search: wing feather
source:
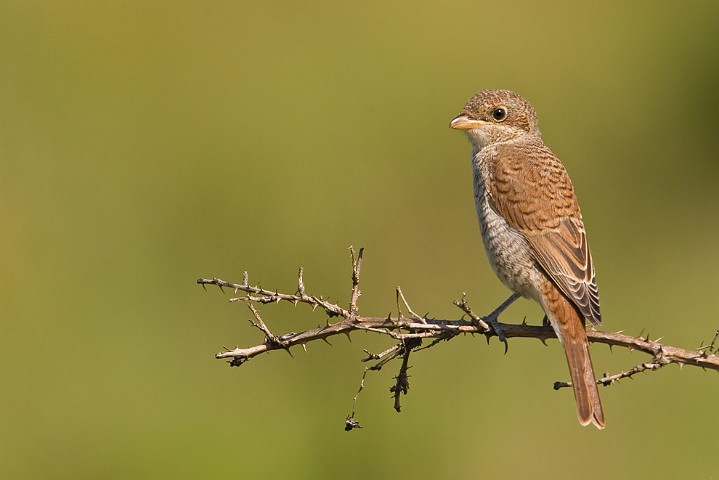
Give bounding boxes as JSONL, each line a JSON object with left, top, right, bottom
{"left": 487, "top": 142, "right": 601, "bottom": 325}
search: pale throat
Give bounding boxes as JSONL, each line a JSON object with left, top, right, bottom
{"left": 465, "top": 125, "right": 527, "bottom": 151}
{"left": 465, "top": 129, "right": 494, "bottom": 151}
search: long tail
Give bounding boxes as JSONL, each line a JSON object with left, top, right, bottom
{"left": 542, "top": 282, "right": 605, "bottom": 429}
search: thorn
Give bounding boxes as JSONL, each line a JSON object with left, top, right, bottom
{"left": 219, "top": 285, "right": 225, "bottom": 293}
{"left": 302, "top": 343, "right": 307, "bottom": 352}
{"left": 201, "top": 283, "right": 207, "bottom": 292}
{"left": 284, "top": 347, "right": 294, "bottom": 358}
{"left": 322, "top": 337, "right": 333, "bottom": 346}
{"left": 344, "top": 332, "right": 352, "bottom": 342}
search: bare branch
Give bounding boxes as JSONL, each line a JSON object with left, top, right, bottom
{"left": 396, "top": 286, "right": 427, "bottom": 324}
{"left": 453, "top": 293, "right": 492, "bottom": 336}
{"left": 349, "top": 247, "right": 363, "bottom": 315}
{"left": 246, "top": 303, "right": 279, "bottom": 346}
{"left": 362, "top": 344, "right": 402, "bottom": 363}
{"left": 391, "top": 338, "right": 420, "bottom": 412}
{"left": 200, "top": 273, "right": 719, "bottom": 373}
{"left": 198, "top": 249, "right": 719, "bottom": 426}
{"left": 555, "top": 349, "right": 671, "bottom": 390}
{"left": 200, "top": 275, "right": 719, "bottom": 372}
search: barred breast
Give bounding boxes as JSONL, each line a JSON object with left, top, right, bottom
{"left": 472, "top": 149, "right": 545, "bottom": 303}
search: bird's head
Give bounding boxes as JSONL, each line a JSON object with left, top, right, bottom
{"left": 450, "top": 89, "right": 540, "bottom": 149}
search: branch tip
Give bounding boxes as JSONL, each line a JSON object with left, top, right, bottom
{"left": 345, "top": 416, "right": 362, "bottom": 431}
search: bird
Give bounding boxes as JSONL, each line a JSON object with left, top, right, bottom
{"left": 450, "top": 89, "right": 604, "bottom": 429}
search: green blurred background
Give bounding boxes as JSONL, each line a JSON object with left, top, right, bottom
{"left": 2, "top": 1, "right": 718, "bottom": 478}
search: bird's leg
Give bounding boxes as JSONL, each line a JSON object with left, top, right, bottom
{"left": 482, "top": 292, "right": 521, "bottom": 343}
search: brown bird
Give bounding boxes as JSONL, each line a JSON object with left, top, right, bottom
{"left": 450, "top": 89, "right": 604, "bottom": 429}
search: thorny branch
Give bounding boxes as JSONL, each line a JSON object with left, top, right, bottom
{"left": 198, "top": 247, "right": 719, "bottom": 429}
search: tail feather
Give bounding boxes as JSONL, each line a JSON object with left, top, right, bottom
{"left": 542, "top": 281, "right": 605, "bottom": 429}
{"left": 564, "top": 332, "right": 605, "bottom": 429}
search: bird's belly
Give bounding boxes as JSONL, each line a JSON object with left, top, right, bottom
{"left": 476, "top": 192, "right": 543, "bottom": 302}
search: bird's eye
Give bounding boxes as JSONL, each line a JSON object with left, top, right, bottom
{"left": 491, "top": 107, "right": 507, "bottom": 121}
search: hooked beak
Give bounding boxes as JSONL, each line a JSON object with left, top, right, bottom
{"left": 449, "top": 114, "right": 486, "bottom": 130}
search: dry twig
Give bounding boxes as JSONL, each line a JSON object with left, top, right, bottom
{"left": 199, "top": 248, "right": 719, "bottom": 427}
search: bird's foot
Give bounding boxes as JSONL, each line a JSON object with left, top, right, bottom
{"left": 480, "top": 292, "right": 521, "bottom": 346}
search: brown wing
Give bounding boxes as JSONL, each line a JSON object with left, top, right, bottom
{"left": 487, "top": 141, "right": 601, "bottom": 325}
